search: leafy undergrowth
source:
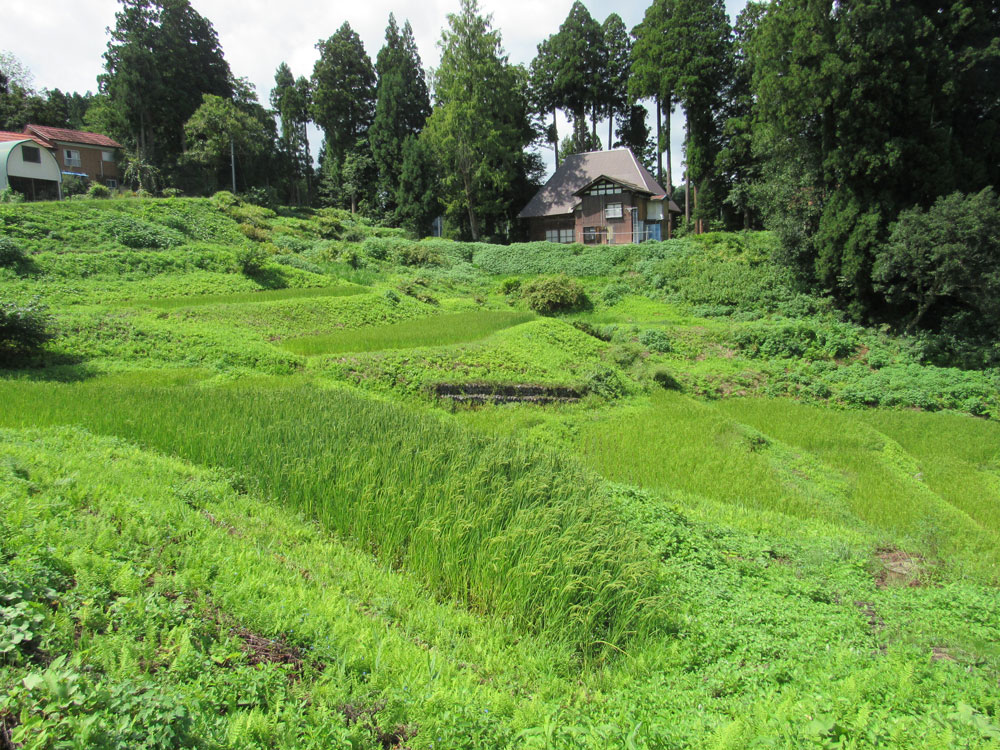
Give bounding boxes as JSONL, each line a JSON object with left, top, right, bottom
{"left": 2, "top": 427, "right": 999, "bottom": 749}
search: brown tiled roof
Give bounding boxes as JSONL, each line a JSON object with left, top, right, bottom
{"left": 0, "top": 130, "right": 54, "bottom": 148}
{"left": 518, "top": 149, "right": 670, "bottom": 218}
{"left": 25, "top": 124, "right": 122, "bottom": 148}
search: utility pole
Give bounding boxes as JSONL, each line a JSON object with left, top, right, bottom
{"left": 230, "top": 137, "right": 236, "bottom": 193}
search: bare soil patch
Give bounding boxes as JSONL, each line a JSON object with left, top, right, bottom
{"left": 434, "top": 382, "right": 582, "bottom": 405}
{"left": 340, "top": 702, "right": 416, "bottom": 749}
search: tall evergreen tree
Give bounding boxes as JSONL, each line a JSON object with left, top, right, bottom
{"left": 423, "top": 0, "right": 534, "bottom": 240}
{"left": 370, "top": 15, "right": 431, "bottom": 220}
{"left": 601, "top": 13, "right": 631, "bottom": 149}
{"left": 271, "top": 62, "right": 312, "bottom": 204}
{"left": 630, "top": 0, "right": 675, "bottom": 188}
{"left": 100, "top": 0, "right": 232, "bottom": 171}
{"left": 550, "top": 2, "right": 605, "bottom": 143}
{"left": 396, "top": 134, "right": 440, "bottom": 236}
{"left": 311, "top": 22, "right": 376, "bottom": 165}
{"left": 528, "top": 37, "right": 561, "bottom": 166}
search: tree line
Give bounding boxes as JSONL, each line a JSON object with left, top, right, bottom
{"left": 1, "top": 0, "right": 998, "bottom": 347}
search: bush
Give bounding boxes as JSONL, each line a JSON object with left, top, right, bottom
{"left": 102, "top": 215, "right": 183, "bottom": 250}
{"left": 397, "top": 279, "right": 438, "bottom": 305}
{"left": 521, "top": 274, "right": 589, "bottom": 315}
{"left": 601, "top": 281, "right": 631, "bottom": 307}
{"left": 639, "top": 329, "right": 673, "bottom": 353}
{"left": 0, "top": 298, "right": 54, "bottom": 360}
{"left": 0, "top": 237, "right": 27, "bottom": 268}
{"left": 162, "top": 187, "right": 183, "bottom": 198}
{"left": 498, "top": 278, "right": 521, "bottom": 296}
{"left": 583, "top": 365, "right": 627, "bottom": 398}
{"left": 0, "top": 188, "right": 24, "bottom": 204}
{"left": 234, "top": 245, "right": 268, "bottom": 274}
{"left": 87, "top": 183, "right": 111, "bottom": 199}
{"left": 61, "top": 175, "right": 88, "bottom": 197}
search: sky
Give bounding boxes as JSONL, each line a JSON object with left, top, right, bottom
{"left": 1, "top": 0, "right": 748, "bottom": 183}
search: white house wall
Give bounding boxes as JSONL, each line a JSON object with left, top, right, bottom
{"left": 6, "top": 143, "right": 62, "bottom": 182}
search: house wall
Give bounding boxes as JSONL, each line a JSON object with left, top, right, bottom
{"left": 4, "top": 142, "right": 61, "bottom": 184}
{"left": 53, "top": 141, "right": 120, "bottom": 185}
{"left": 526, "top": 214, "right": 576, "bottom": 242}
{"left": 576, "top": 191, "right": 642, "bottom": 245}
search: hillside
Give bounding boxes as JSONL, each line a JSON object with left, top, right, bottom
{"left": 1, "top": 196, "right": 999, "bottom": 749}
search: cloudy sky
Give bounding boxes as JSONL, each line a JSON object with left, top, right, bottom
{"left": 2, "top": 0, "right": 747, "bottom": 181}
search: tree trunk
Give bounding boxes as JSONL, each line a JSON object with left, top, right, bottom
{"left": 591, "top": 106, "right": 597, "bottom": 143}
{"left": 655, "top": 96, "right": 663, "bottom": 186}
{"left": 464, "top": 172, "right": 479, "bottom": 241}
{"left": 664, "top": 97, "right": 672, "bottom": 195}
{"left": 608, "top": 110, "right": 613, "bottom": 150}
{"left": 684, "top": 116, "right": 691, "bottom": 231}
{"left": 552, "top": 107, "right": 559, "bottom": 168}
{"left": 302, "top": 123, "right": 311, "bottom": 204}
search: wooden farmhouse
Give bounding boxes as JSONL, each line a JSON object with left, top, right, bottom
{"left": 518, "top": 148, "right": 681, "bottom": 244}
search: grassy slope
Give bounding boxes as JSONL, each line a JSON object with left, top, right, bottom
{"left": 2, "top": 197, "right": 999, "bottom": 748}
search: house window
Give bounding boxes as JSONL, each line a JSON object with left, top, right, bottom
{"left": 587, "top": 182, "right": 619, "bottom": 196}
{"left": 106, "top": 179, "right": 118, "bottom": 189}
{"left": 64, "top": 149, "right": 81, "bottom": 167}
{"left": 545, "top": 228, "right": 574, "bottom": 244}
{"left": 102, "top": 150, "right": 114, "bottom": 162}
{"left": 605, "top": 202, "right": 623, "bottom": 219}
{"left": 583, "top": 226, "right": 602, "bottom": 244}
{"left": 22, "top": 146, "right": 41, "bottom": 163}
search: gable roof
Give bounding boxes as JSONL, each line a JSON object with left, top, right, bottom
{"left": 0, "top": 131, "right": 54, "bottom": 148}
{"left": 572, "top": 174, "right": 654, "bottom": 197}
{"left": 518, "top": 148, "right": 669, "bottom": 219}
{"left": 24, "top": 124, "right": 122, "bottom": 149}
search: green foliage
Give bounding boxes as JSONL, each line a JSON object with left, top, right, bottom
{"left": 521, "top": 274, "right": 589, "bottom": 314}
{"left": 0, "top": 188, "right": 24, "bottom": 204}
{"left": 311, "top": 22, "right": 376, "bottom": 162}
{"left": 422, "top": 0, "right": 534, "bottom": 240}
{"left": 0, "top": 298, "right": 53, "bottom": 360}
{"left": 873, "top": 188, "right": 1000, "bottom": 340}
{"left": 734, "top": 319, "right": 859, "bottom": 360}
{"left": 102, "top": 214, "right": 184, "bottom": 249}
{"left": 638, "top": 328, "right": 672, "bottom": 353}
{"left": 87, "top": 183, "right": 112, "bottom": 199}
{"left": 0, "top": 236, "right": 26, "bottom": 267}
{"left": 370, "top": 15, "right": 431, "bottom": 219}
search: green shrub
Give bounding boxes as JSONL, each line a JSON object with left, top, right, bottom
{"left": 0, "top": 188, "right": 24, "bottom": 204}
{"left": 397, "top": 279, "right": 438, "bottom": 305}
{"left": 584, "top": 365, "right": 627, "bottom": 398}
{"left": 498, "top": 278, "right": 521, "bottom": 295}
{"left": 601, "top": 281, "right": 631, "bottom": 307}
{"left": 639, "top": 329, "right": 673, "bottom": 353}
{"left": 61, "top": 175, "right": 88, "bottom": 197}
{"left": 0, "top": 237, "right": 26, "bottom": 268}
{"left": 0, "top": 298, "right": 54, "bottom": 360}
{"left": 521, "top": 275, "right": 589, "bottom": 315}
{"left": 234, "top": 245, "right": 268, "bottom": 275}
{"left": 734, "top": 320, "right": 859, "bottom": 360}
{"left": 102, "top": 215, "right": 183, "bottom": 250}
{"left": 239, "top": 223, "right": 272, "bottom": 242}
{"left": 161, "top": 187, "right": 183, "bottom": 198}
{"left": 87, "top": 183, "right": 111, "bottom": 199}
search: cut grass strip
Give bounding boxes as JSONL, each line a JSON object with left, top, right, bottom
{"left": 282, "top": 310, "right": 536, "bottom": 356}
{"left": 142, "top": 284, "right": 369, "bottom": 309}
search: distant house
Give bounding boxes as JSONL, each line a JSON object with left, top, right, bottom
{"left": 518, "top": 148, "right": 681, "bottom": 244}
{"left": 23, "top": 124, "right": 123, "bottom": 189}
{"left": 0, "top": 132, "right": 63, "bottom": 200}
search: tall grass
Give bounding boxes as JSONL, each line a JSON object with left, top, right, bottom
{"left": 282, "top": 310, "right": 535, "bottom": 356}
{"left": 142, "top": 284, "right": 368, "bottom": 310}
{"left": 0, "top": 379, "right": 664, "bottom": 653}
